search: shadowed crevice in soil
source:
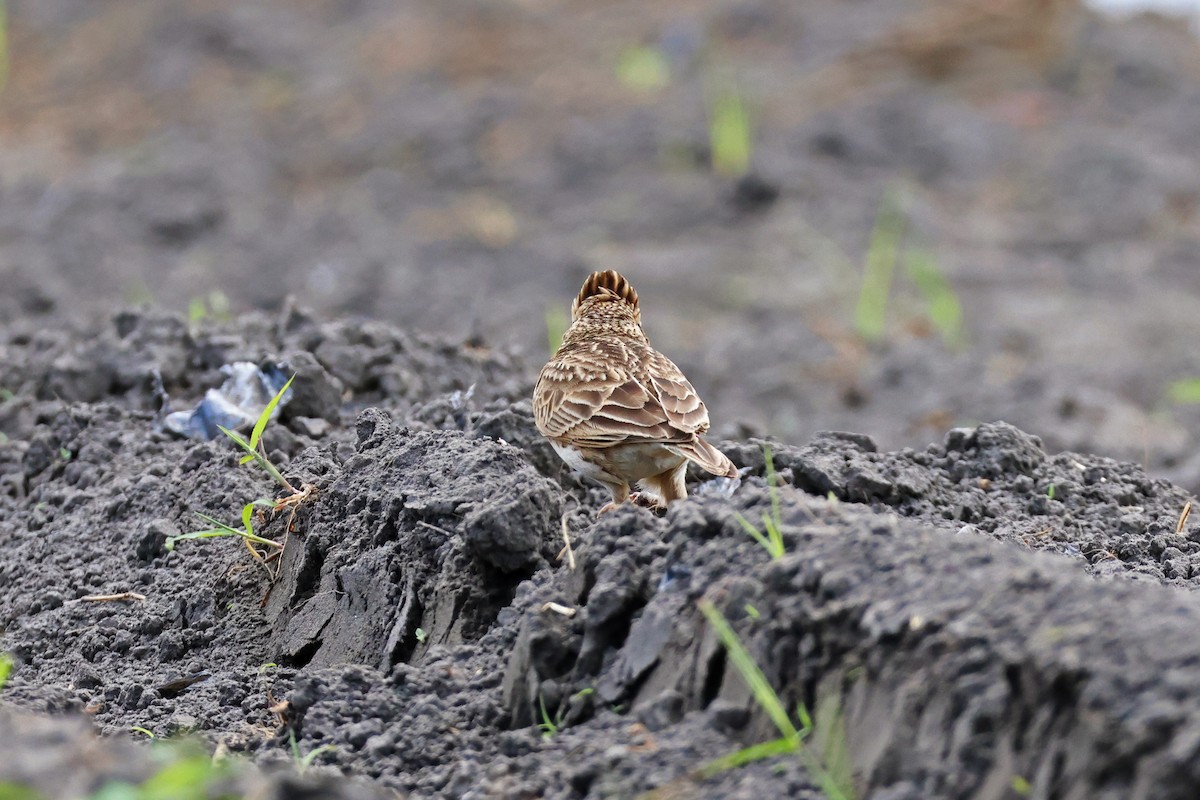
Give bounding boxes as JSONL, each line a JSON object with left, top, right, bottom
{"left": 265, "top": 408, "right": 563, "bottom": 671}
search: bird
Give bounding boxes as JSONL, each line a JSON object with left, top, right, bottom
{"left": 533, "top": 270, "right": 738, "bottom": 513}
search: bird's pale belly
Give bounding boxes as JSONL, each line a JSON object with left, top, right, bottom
{"left": 551, "top": 440, "right": 687, "bottom": 484}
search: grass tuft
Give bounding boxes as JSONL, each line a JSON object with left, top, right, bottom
{"left": 538, "top": 688, "right": 594, "bottom": 740}
{"left": 854, "top": 190, "right": 965, "bottom": 348}
{"left": 698, "top": 600, "right": 856, "bottom": 800}
{"left": 538, "top": 695, "right": 559, "bottom": 740}
{"left": 168, "top": 375, "right": 317, "bottom": 580}
{"left": 734, "top": 446, "right": 785, "bottom": 559}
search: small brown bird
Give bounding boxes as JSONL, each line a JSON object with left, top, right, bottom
{"left": 534, "top": 270, "right": 737, "bottom": 513}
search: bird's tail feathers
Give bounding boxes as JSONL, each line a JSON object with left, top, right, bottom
{"left": 681, "top": 437, "right": 738, "bottom": 478}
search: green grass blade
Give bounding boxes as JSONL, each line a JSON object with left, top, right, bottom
{"left": 696, "top": 735, "right": 798, "bottom": 779}
{"left": 734, "top": 511, "right": 775, "bottom": 556}
{"left": 796, "top": 703, "right": 814, "bottom": 733}
{"left": 701, "top": 601, "right": 856, "bottom": 800}
{"left": 242, "top": 502, "right": 256, "bottom": 538}
{"left": 0, "top": 652, "right": 12, "bottom": 691}
{"left": 699, "top": 599, "right": 797, "bottom": 741}
{"left": 905, "top": 248, "right": 964, "bottom": 348}
{"left": 763, "top": 446, "right": 781, "bottom": 529}
{"left": 855, "top": 193, "right": 905, "bottom": 342}
{"left": 812, "top": 693, "right": 855, "bottom": 799}
{"left": 0, "top": 0, "right": 8, "bottom": 94}
{"left": 194, "top": 513, "right": 241, "bottom": 535}
{"left": 165, "top": 528, "right": 234, "bottom": 551}
{"left": 708, "top": 84, "right": 752, "bottom": 178}
{"left": 761, "top": 514, "right": 784, "bottom": 560}
{"left": 538, "top": 695, "right": 558, "bottom": 739}
{"left": 220, "top": 425, "right": 290, "bottom": 489}
{"left": 616, "top": 45, "right": 670, "bottom": 92}
{"left": 178, "top": 512, "right": 280, "bottom": 550}
{"left": 1166, "top": 377, "right": 1200, "bottom": 406}
{"left": 219, "top": 426, "right": 255, "bottom": 455}
{"left": 250, "top": 374, "right": 295, "bottom": 450}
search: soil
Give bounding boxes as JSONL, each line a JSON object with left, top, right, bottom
{"left": 3, "top": 307, "right": 1200, "bottom": 799}
{"left": 6, "top": 1, "right": 1200, "bottom": 798}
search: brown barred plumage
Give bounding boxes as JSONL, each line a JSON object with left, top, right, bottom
{"left": 535, "top": 271, "right": 736, "bottom": 513}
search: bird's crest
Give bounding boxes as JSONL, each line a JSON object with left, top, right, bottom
{"left": 572, "top": 270, "right": 640, "bottom": 321}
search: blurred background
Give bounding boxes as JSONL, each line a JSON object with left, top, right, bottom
{"left": 3, "top": 0, "right": 1200, "bottom": 485}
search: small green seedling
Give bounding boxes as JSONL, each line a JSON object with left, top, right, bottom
{"left": 852, "top": 189, "right": 966, "bottom": 348}
{"left": 905, "top": 248, "right": 964, "bottom": 348}
{"left": 0, "top": 652, "right": 13, "bottom": 691}
{"left": 538, "top": 688, "right": 595, "bottom": 740}
{"left": 415, "top": 628, "right": 427, "bottom": 644}
{"left": 697, "top": 600, "right": 855, "bottom": 800}
{"left": 170, "top": 374, "right": 317, "bottom": 580}
{"left": 734, "top": 446, "right": 786, "bottom": 560}
{"left": 855, "top": 192, "right": 904, "bottom": 343}
{"left": 219, "top": 375, "right": 297, "bottom": 492}
{"left": 166, "top": 501, "right": 283, "bottom": 561}
{"left": 1046, "top": 485, "right": 1056, "bottom": 500}
{"left": 538, "top": 695, "right": 559, "bottom": 740}
{"left": 289, "top": 730, "right": 335, "bottom": 776}
{"left": 187, "top": 291, "right": 231, "bottom": 326}
{"left": 1166, "top": 378, "right": 1200, "bottom": 406}
{"left": 617, "top": 45, "right": 670, "bottom": 92}
{"left": 707, "top": 80, "right": 752, "bottom": 178}
{"left": 130, "top": 727, "right": 155, "bottom": 739}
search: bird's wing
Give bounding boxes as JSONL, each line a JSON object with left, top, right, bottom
{"left": 645, "top": 350, "right": 711, "bottom": 436}
{"left": 534, "top": 342, "right": 692, "bottom": 449}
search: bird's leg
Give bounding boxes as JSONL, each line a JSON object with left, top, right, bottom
{"left": 628, "top": 492, "right": 666, "bottom": 512}
{"left": 598, "top": 481, "right": 631, "bottom": 514}
{"left": 660, "top": 463, "right": 688, "bottom": 504}
{"left": 634, "top": 464, "right": 686, "bottom": 513}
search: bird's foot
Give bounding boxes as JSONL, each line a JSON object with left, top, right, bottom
{"left": 628, "top": 492, "right": 667, "bottom": 514}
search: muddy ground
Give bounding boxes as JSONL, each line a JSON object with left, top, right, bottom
{"left": 7, "top": 0, "right": 1200, "bottom": 798}
{"left": 3, "top": 307, "right": 1200, "bottom": 799}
